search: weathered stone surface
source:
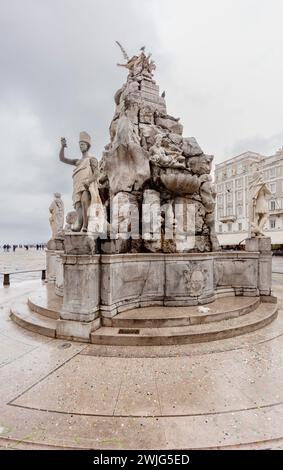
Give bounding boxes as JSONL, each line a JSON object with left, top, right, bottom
{"left": 47, "top": 237, "right": 64, "bottom": 251}
{"left": 100, "top": 254, "right": 165, "bottom": 317}
{"left": 165, "top": 255, "right": 214, "bottom": 305}
{"left": 160, "top": 173, "right": 200, "bottom": 195}
{"left": 245, "top": 237, "right": 272, "bottom": 296}
{"left": 56, "top": 317, "right": 101, "bottom": 341}
{"left": 55, "top": 252, "right": 64, "bottom": 297}
{"left": 63, "top": 233, "right": 98, "bottom": 255}
{"left": 246, "top": 237, "right": 271, "bottom": 253}
{"left": 61, "top": 255, "right": 100, "bottom": 322}
{"left": 155, "top": 116, "right": 183, "bottom": 135}
{"left": 214, "top": 255, "right": 258, "bottom": 292}
{"left": 188, "top": 154, "right": 213, "bottom": 175}
{"left": 182, "top": 137, "right": 203, "bottom": 157}
{"left": 142, "top": 189, "right": 162, "bottom": 252}
{"left": 46, "top": 250, "right": 58, "bottom": 283}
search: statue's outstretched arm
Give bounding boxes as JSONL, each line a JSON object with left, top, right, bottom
{"left": 59, "top": 137, "right": 78, "bottom": 166}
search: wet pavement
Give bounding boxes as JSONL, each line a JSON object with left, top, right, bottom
{"left": 0, "top": 259, "right": 282, "bottom": 449}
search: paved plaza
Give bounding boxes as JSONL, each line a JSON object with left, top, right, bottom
{"left": 0, "top": 251, "right": 282, "bottom": 449}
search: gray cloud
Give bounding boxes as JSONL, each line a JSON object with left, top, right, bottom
{"left": 1, "top": 0, "right": 283, "bottom": 243}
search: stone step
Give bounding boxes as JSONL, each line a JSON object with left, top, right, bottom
{"left": 28, "top": 287, "right": 61, "bottom": 319}
{"left": 91, "top": 303, "right": 278, "bottom": 346}
{"left": 103, "top": 297, "right": 260, "bottom": 328}
{"left": 10, "top": 302, "right": 57, "bottom": 338}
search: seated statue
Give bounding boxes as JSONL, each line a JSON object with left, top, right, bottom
{"left": 149, "top": 135, "right": 185, "bottom": 169}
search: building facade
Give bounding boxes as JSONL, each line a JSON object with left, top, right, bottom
{"left": 214, "top": 148, "right": 283, "bottom": 246}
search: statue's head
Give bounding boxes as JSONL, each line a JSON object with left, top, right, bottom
{"left": 66, "top": 211, "right": 77, "bottom": 225}
{"left": 54, "top": 192, "right": 61, "bottom": 199}
{"left": 79, "top": 131, "right": 91, "bottom": 153}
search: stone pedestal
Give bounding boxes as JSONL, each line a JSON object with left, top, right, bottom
{"left": 46, "top": 250, "right": 57, "bottom": 283}
{"left": 63, "top": 232, "right": 99, "bottom": 255}
{"left": 214, "top": 252, "right": 259, "bottom": 296}
{"left": 46, "top": 238, "right": 64, "bottom": 283}
{"left": 245, "top": 237, "right": 272, "bottom": 296}
{"left": 245, "top": 237, "right": 271, "bottom": 253}
{"left": 61, "top": 254, "right": 100, "bottom": 322}
{"left": 55, "top": 251, "right": 64, "bottom": 296}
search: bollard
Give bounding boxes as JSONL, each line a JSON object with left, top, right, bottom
{"left": 41, "top": 269, "right": 46, "bottom": 281}
{"left": 3, "top": 273, "right": 10, "bottom": 286}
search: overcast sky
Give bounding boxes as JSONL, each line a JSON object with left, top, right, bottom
{"left": 1, "top": 0, "right": 283, "bottom": 243}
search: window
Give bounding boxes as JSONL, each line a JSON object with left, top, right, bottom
{"left": 236, "top": 178, "right": 243, "bottom": 188}
{"left": 218, "top": 225, "right": 223, "bottom": 233}
{"left": 226, "top": 181, "right": 233, "bottom": 190}
{"left": 227, "top": 223, "right": 232, "bottom": 232}
{"left": 227, "top": 207, "right": 233, "bottom": 216}
{"left": 217, "top": 184, "right": 223, "bottom": 192}
{"left": 270, "top": 200, "right": 276, "bottom": 211}
{"left": 218, "top": 208, "right": 224, "bottom": 218}
{"left": 238, "top": 223, "right": 242, "bottom": 231}
{"left": 270, "top": 219, "right": 276, "bottom": 229}
{"left": 217, "top": 195, "right": 223, "bottom": 205}
{"left": 270, "top": 167, "right": 276, "bottom": 178}
{"left": 237, "top": 190, "right": 243, "bottom": 201}
{"left": 227, "top": 192, "right": 233, "bottom": 203}
{"left": 238, "top": 164, "right": 243, "bottom": 174}
{"left": 237, "top": 206, "right": 243, "bottom": 216}
{"left": 270, "top": 183, "right": 276, "bottom": 193}
{"left": 227, "top": 166, "right": 232, "bottom": 178}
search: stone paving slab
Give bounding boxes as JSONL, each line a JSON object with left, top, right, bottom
{"left": 0, "top": 280, "right": 282, "bottom": 449}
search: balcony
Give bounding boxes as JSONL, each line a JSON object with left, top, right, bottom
{"left": 269, "top": 208, "right": 283, "bottom": 215}
{"left": 219, "top": 214, "right": 237, "bottom": 223}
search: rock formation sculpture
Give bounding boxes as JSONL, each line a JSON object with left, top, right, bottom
{"left": 98, "top": 44, "right": 220, "bottom": 253}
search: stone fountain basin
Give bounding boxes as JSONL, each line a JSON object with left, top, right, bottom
{"left": 160, "top": 172, "right": 200, "bottom": 195}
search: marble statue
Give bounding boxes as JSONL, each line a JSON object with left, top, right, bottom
{"left": 96, "top": 45, "right": 220, "bottom": 253}
{"left": 249, "top": 164, "right": 272, "bottom": 237}
{"left": 64, "top": 211, "right": 77, "bottom": 231}
{"left": 59, "top": 132, "right": 103, "bottom": 233}
{"left": 49, "top": 193, "right": 64, "bottom": 238}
